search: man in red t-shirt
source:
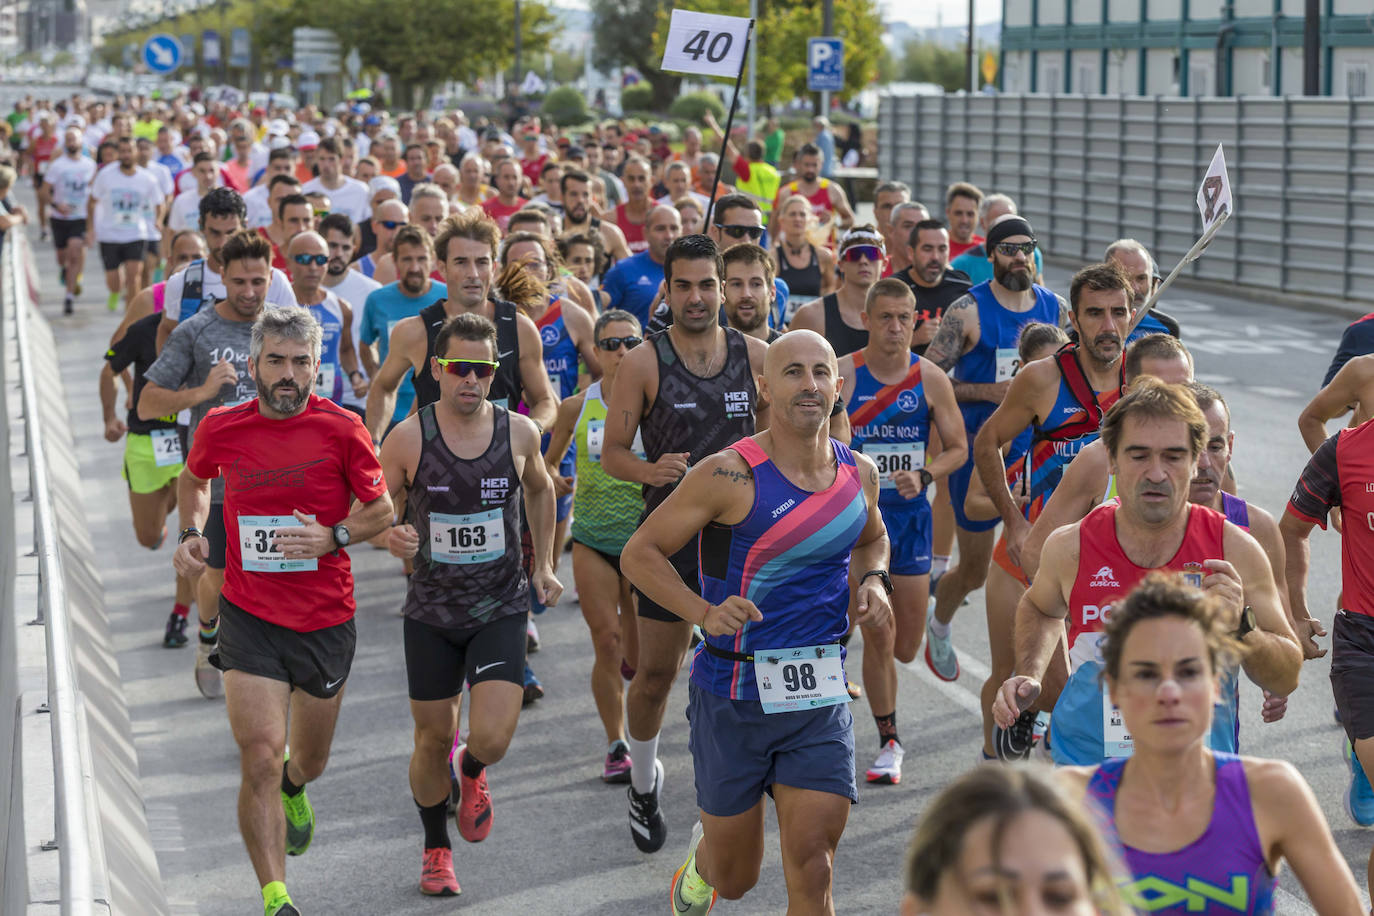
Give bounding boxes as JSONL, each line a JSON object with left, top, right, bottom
{"left": 173, "top": 307, "right": 392, "bottom": 916}
{"left": 480, "top": 159, "right": 527, "bottom": 234}
{"left": 945, "top": 181, "right": 985, "bottom": 260}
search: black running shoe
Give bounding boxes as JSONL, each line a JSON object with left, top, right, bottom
{"left": 163, "top": 612, "right": 188, "bottom": 648}
{"left": 994, "top": 709, "right": 1039, "bottom": 761}
{"left": 628, "top": 758, "right": 667, "bottom": 853}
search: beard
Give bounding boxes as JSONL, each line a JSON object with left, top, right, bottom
{"left": 994, "top": 259, "right": 1033, "bottom": 292}
{"left": 326, "top": 257, "right": 347, "bottom": 276}
{"left": 256, "top": 374, "right": 309, "bottom": 414}
{"left": 728, "top": 299, "right": 768, "bottom": 332}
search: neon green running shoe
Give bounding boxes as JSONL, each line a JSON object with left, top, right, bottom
{"left": 282, "top": 754, "right": 315, "bottom": 856}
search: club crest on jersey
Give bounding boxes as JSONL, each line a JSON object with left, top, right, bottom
{"left": 1182, "top": 561, "right": 1205, "bottom": 588}
{"left": 1090, "top": 565, "right": 1119, "bottom": 588}
{"left": 540, "top": 325, "right": 560, "bottom": 347}
{"left": 896, "top": 390, "right": 921, "bottom": 413}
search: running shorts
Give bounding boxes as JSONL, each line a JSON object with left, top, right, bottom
{"left": 879, "top": 497, "right": 933, "bottom": 577}
{"left": 572, "top": 538, "right": 622, "bottom": 577}
{"left": 205, "top": 501, "right": 227, "bottom": 570}
{"left": 121, "top": 431, "right": 183, "bottom": 494}
{"left": 636, "top": 541, "right": 697, "bottom": 622}
{"left": 555, "top": 452, "right": 574, "bottom": 523}
{"left": 403, "top": 612, "right": 526, "bottom": 701}
{"left": 50, "top": 217, "right": 86, "bottom": 248}
{"left": 1333, "top": 610, "right": 1374, "bottom": 744}
{"left": 991, "top": 532, "right": 1031, "bottom": 588}
{"left": 686, "top": 682, "right": 857, "bottom": 817}
{"left": 212, "top": 595, "right": 356, "bottom": 699}
{"left": 100, "top": 240, "right": 147, "bottom": 272}
{"left": 946, "top": 452, "right": 999, "bottom": 533}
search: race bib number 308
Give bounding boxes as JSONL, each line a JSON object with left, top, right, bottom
{"left": 868, "top": 442, "right": 925, "bottom": 490}
{"left": 238, "top": 514, "right": 318, "bottom": 572}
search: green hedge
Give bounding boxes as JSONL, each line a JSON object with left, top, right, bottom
{"left": 668, "top": 90, "right": 725, "bottom": 123}
{"left": 620, "top": 83, "right": 654, "bottom": 112}
{"left": 541, "top": 86, "right": 588, "bottom": 127}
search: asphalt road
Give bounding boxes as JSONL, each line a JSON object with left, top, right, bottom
{"left": 23, "top": 196, "right": 1364, "bottom": 914}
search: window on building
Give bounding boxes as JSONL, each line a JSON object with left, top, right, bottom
{"left": 1077, "top": 65, "right": 1095, "bottom": 94}
{"left": 1348, "top": 65, "right": 1369, "bottom": 98}
{"left": 1260, "top": 53, "right": 1271, "bottom": 93}
{"left": 1044, "top": 66, "right": 1061, "bottom": 94}
{"left": 1190, "top": 65, "right": 1210, "bottom": 97}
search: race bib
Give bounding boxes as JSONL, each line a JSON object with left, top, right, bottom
{"left": 586, "top": 419, "right": 644, "bottom": 461}
{"left": 149, "top": 428, "right": 183, "bottom": 467}
{"left": 995, "top": 347, "right": 1020, "bottom": 382}
{"left": 867, "top": 441, "right": 925, "bottom": 490}
{"left": 316, "top": 363, "right": 336, "bottom": 397}
{"left": 1103, "top": 682, "right": 1133, "bottom": 758}
{"left": 238, "top": 514, "right": 318, "bottom": 572}
{"left": 430, "top": 509, "right": 505, "bottom": 565}
{"left": 753, "top": 644, "right": 850, "bottom": 714}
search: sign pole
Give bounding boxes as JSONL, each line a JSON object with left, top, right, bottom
{"left": 704, "top": 18, "right": 754, "bottom": 230}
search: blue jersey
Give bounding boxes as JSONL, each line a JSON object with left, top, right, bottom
{"left": 954, "top": 281, "right": 1061, "bottom": 441}
{"left": 845, "top": 351, "right": 929, "bottom": 509}
{"left": 359, "top": 281, "right": 447, "bottom": 421}
{"left": 535, "top": 297, "right": 579, "bottom": 399}
{"left": 1128, "top": 310, "right": 1171, "bottom": 343}
{"left": 307, "top": 292, "right": 345, "bottom": 404}
{"left": 692, "top": 437, "right": 868, "bottom": 701}
{"left": 601, "top": 250, "right": 664, "bottom": 326}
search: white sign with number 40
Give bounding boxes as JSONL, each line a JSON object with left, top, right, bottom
{"left": 660, "top": 10, "right": 752, "bottom": 78}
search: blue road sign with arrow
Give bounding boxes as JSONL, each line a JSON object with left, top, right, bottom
{"left": 142, "top": 34, "right": 183, "bottom": 74}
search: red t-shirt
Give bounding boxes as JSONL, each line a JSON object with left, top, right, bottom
{"left": 481, "top": 196, "right": 527, "bottom": 233}
{"left": 948, "top": 234, "right": 985, "bottom": 260}
{"left": 520, "top": 152, "right": 549, "bottom": 185}
{"left": 615, "top": 203, "right": 647, "bottom": 253}
{"left": 1288, "top": 422, "right": 1374, "bottom": 618}
{"left": 187, "top": 396, "right": 387, "bottom": 632}
{"left": 257, "top": 227, "right": 289, "bottom": 273}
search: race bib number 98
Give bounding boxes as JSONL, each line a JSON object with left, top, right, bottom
{"left": 753, "top": 644, "right": 849, "bottom": 714}
{"left": 238, "top": 514, "right": 318, "bottom": 572}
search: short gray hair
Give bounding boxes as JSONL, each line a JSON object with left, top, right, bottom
{"left": 875, "top": 180, "right": 911, "bottom": 198}
{"left": 979, "top": 193, "right": 1017, "bottom": 222}
{"left": 1104, "top": 238, "right": 1156, "bottom": 274}
{"left": 890, "top": 200, "right": 929, "bottom": 222}
{"left": 410, "top": 182, "right": 449, "bottom": 210}
{"left": 251, "top": 306, "right": 322, "bottom": 363}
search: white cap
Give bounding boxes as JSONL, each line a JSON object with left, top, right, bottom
{"left": 267, "top": 118, "right": 289, "bottom": 136}
{"left": 368, "top": 175, "right": 401, "bottom": 200}
{"left": 295, "top": 129, "right": 320, "bottom": 150}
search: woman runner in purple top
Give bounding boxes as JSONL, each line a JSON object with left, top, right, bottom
{"left": 1060, "top": 573, "right": 1359, "bottom": 915}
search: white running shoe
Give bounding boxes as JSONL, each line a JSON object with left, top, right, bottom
{"left": 865, "top": 739, "right": 905, "bottom": 785}
{"left": 194, "top": 639, "right": 223, "bottom": 699}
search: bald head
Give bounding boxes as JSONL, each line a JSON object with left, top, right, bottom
{"left": 374, "top": 199, "right": 408, "bottom": 223}
{"left": 287, "top": 230, "right": 327, "bottom": 256}
{"left": 762, "top": 330, "right": 840, "bottom": 430}
{"left": 764, "top": 329, "right": 836, "bottom": 376}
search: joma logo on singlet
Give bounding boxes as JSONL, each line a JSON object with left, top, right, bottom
{"left": 481, "top": 477, "right": 510, "bottom": 501}
{"left": 1121, "top": 873, "right": 1250, "bottom": 913}
{"left": 1089, "top": 566, "right": 1119, "bottom": 587}
{"left": 771, "top": 498, "right": 796, "bottom": 519}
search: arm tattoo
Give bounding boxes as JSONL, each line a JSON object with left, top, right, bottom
{"left": 712, "top": 467, "right": 753, "bottom": 484}
{"left": 868, "top": 467, "right": 879, "bottom": 487}
{"left": 622, "top": 409, "right": 633, "bottom": 431}
{"left": 925, "top": 309, "right": 967, "bottom": 371}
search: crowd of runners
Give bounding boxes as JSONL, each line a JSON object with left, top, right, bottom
{"left": 9, "top": 85, "right": 1374, "bottom": 914}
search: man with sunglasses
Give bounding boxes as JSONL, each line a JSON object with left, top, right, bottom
{"left": 706, "top": 193, "right": 791, "bottom": 328}
{"left": 288, "top": 231, "right": 366, "bottom": 411}
{"left": 302, "top": 137, "right": 370, "bottom": 225}
{"left": 354, "top": 198, "right": 408, "bottom": 279}
{"left": 920, "top": 214, "right": 1068, "bottom": 682}
{"left": 788, "top": 227, "right": 885, "bottom": 358}
{"left": 560, "top": 168, "right": 631, "bottom": 265}
{"left": 603, "top": 234, "right": 769, "bottom": 855}
{"left": 377, "top": 312, "right": 561, "bottom": 899}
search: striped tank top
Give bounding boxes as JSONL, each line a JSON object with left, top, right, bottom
{"left": 571, "top": 381, "right": 645, "bottom": 556}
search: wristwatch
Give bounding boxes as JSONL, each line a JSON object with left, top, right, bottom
{"left": 917, "top": 468, "right": 934, "bottom": 490}
{"left": 1235, "top": 605, "right": 1256, "bottom": 640}
{"left": 178, "top": 526, "right": 202, "bottom": 544}
{"left": 332, "top": 524, "right": 352, "bottom": 549}
{"left": 860, "top": 569, "right": 894, "bottom": 596}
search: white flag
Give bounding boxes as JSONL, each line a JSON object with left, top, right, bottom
{"left": 1196, "top": 143, "right": 1233, "bottom": 236}
{"left": 660, "top": 10, "right": 752, "bottom": 78}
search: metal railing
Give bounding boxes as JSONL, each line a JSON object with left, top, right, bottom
{"left": 5, "top": 226, "right": 96, "bottom": 915}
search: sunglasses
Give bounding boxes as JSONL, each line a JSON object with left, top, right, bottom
{"left": 596, "top": 336, "right": 642, "bottom": 352}
{"left": 840, "top": 244, "right": 883, "bottom": 262}
{"left": 378, "top": 219, "right": 403, "bottom": 230}
{"left": 718, "top": 224, "right": 764, "bottom": 240}
{"left": 313, "top": 209, "right": 330, "bottom": 218}
{"left": 292, "top": 253, "right": 329, "bottom": 266}
{"left": 435, "top": 357, "right": 499, "bottom": 378}
{"left": 995, "top": 241, "right": 1038, "bottom": 257}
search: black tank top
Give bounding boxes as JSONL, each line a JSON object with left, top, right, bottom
{"left": 403, "top": 404, "right": 527, "bottom": 628}
{"left": 776, "top": 242, "right": 822, "bottom": 298}
{"left": 412, "top": 297, "right": 522, "bottom": 411}
{"left": 640, "top": 327, "right": 756, "bottom": 514}
{"left": 822, "top": 293, "right": 868, "bottom": 358}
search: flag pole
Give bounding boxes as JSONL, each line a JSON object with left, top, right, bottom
{"left": 704, "top": 18, "right": 754, "bottom": 230}
{"left": 1126, "top": 212, "right": 1229, "bottom": 333}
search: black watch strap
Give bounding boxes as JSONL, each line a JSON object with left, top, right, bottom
{"left": 918, "top": 468, "right": 934, "bottom": 489}
{"left": 860, "top": 569, "right": 893, "bottom": 595}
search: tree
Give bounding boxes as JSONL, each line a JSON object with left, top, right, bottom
{"left": 589, "top": 0, "right": 681, "bottom": 110}
{"left": 899, "top": 39, "right": 967, "bottom": 92}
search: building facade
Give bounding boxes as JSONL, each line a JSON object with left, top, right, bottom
{"left": 1000, "top": 1, "right": 1374, "bottom": 97}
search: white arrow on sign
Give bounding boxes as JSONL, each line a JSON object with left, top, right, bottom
{"left": 152, "top": 42, "right": 174, "bottom": 67}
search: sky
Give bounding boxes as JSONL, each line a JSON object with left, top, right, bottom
{"left": 883, "top": 0, "right": 1002, "bottom": 28}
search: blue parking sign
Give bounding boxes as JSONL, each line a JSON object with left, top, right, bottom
{"left": 807, "top": 37, "right": 844, "bottom": 92}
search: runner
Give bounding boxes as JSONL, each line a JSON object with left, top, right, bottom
{"left": 788, "top": 226, "right": 884, "bottom": 358}
{"left": 601, "top": 234, "right": 767, "bottom": 854}
{"left": 156, "top": 188, "right": 298, "bottom": 352}
{"left": 42, "top": 126, "right": 95, "bottom": 314}
{"left": 376, "top": 312, "right": 560, "bottom": 898}
{"left": 455, "top": 152, "right": 493, "bottom": 209}
{"left": 770, "top": 143, "right": 854, "bottom": 243}
{"left": 704, "top": 193, "right": 791, "bottom": 326}
{"left": 943, "top": 182, "right": 984, "bottom": 261}
{"left": 1103, "top": 239, "right": 1182, "bottom": 341}
{"left": 770, "top": 195, "right": 836, "bottom": 325}
{"left": 109, "top": 231, "right": 208, "bottom": 348}
{"left": 354, "top": 198, "right": 407, "bottom": 279}
{"left": 872, "top": 180, "right": 911, "bottom": 270}
{"left": 318, "top": 213, "right": 382, "bottom": 419}
{"left": 243, "top": 149, "right": 297, "bottom": 229}
{"left": 166, "top": 152, "right": 219, "bottom": 233}
{"left": 559, "top": 231, "right": 609, "bottom": 309}
{"left": 721, "top": 243, "right": 781, "bottom": 343}
{"left": 614, "top": 156, "right": 654, "bottom": 254}
{"left": 920, "top": 214, "right": 1067, "bottom": 682}
{"left": 838, "top": 278, "right": 966, "bottom": 786}
{"left": 171, "top": 307, "right": 393, "bottom": 916}
{"left": 358, "top": 224, "right": 448, "bottom": 434}
{"left": 88, "top": 134, "right": 163, "bottom": 311}
{"left": 890, "top": 219, "right": 972, "bottom": 356}
{"left": 543, "top": 308, "right": 644, "bottom": 782}
{"left": 141, "top": 230, "right": 289, "bottom": 699}
{"left": 1059, "top": 573, "right": 1361, "bottom": 914}
{"left": 287, "top": 231, "right": 365, "bottom": 409}
{"left": 479, "top": 158, "right": 527, "bottom": 234}
{"left": 601, "top": 205, "right": 682, "bottom": 327}
{"left": 1298, "top": 351, "right": 1374, "bottom": 457}
{"left": 559, "top": 167, "right": 631, "bottom": 263}
{"left": 101, "top": 307, "right": 196, "bottom": 648}
{"left": 948, "top": 193, "right": 1042, "bottom": 285}
{"left": 261, "top": 192, "right": 313, "bottom": 273}
{"left": 991, "top": 379, "right": 1302, "bottom": 767}
{"left": 622, "top": 329, "right": 890, "bottom": 913}
{"left": 301, "top": 137, "right": 371, "bottom": 225}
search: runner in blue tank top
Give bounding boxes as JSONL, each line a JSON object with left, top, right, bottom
{"left": 920, "top": 214, "right": 1067, "bottom": 683}
{"left": 289, "top": 231, "right": 365, "bottom": 410}
{"left": 1057, "top": 574, "right": 1359, "bottom": 916}
{"left": 837, "top": 278, "right": 967, "bottom": 786}
{"left": 623, "top": 330, "right": 892, "bottom": 916}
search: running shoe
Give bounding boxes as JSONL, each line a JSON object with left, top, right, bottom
{"left": 163, "top": 612, "right": 188, "bottom": 648}
{"left": 670, "top": 820, "right": 716, "bottom": 914}
{"left": 522, "top": 663, "right": 544, "bottom": 706}
{"left": 282, "top": 756, "right": 315, "bottom": 856}
{"left": 73, "top": 273, "right": 82, "bottom": 296}
{"left": 603, "top": 740, "right": 632, "bottom": 784}
{"left": 846, "top": 679, "right": 863, "bottom": 701}
{"left": 194, "top": 638, "right": 223, "bottom": 699}
{"left": 628, "top": 758, "right": 667, "bottom": 853}
{"left": 62, "top": 295, "right": 73, "bottom": 316}
{"left": 419, "top": 846, "right": 461, "bottom": 896}
{"left": 1345, "top": 738, "right": 1374, "bottom": 827}
{"left": 865, "top": 739, "right": 904, "bottom": 785}
{"left": 526, "top": 618, "right": 541, "bottom": 653}
{"left": 106, "top": 291, "right": 119, "bottom": 312}
{"left": 265, "top": 902, "right": 299, "bottom": 916}
{"left": 455, "top": 747, "right": 493, "bottom": 842}
{"left": 924, "top": 607, "right": 960, "bottom": 681}
{"left": 995, "top": 708, "right": 1039, "bottom": 761}
{"left": 447, "top": 735, "right": 462, "bottom": 815}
